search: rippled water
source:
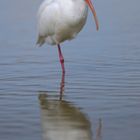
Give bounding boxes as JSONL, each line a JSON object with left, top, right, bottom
{"left": 0, "top": 0, "right": 140, "bottom": 140}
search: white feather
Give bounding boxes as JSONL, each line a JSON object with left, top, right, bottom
{"left": 37, "top": 0, "right": 88, "bottom": 46}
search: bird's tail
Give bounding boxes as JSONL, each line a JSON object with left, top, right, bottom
{"left": 36, "top": 35, "right": 45, "bottom": 47}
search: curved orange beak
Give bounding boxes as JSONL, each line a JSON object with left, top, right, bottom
{"left": 85, "top": 0, "right": 99, "bottom": 30}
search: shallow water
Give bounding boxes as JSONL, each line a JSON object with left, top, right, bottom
{"left": 0, "top": 0, "right": 140, "bottom": 140}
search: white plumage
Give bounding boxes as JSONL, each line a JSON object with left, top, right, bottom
{"left": 37, "top": 0, "right": 89, "bottom": 46}
{"left": 36, "top": 0, "right": 99, "bottom": 73}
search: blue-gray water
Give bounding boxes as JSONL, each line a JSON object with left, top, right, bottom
{"left": 0, "top": 0, "right": 140, "bottom": 140}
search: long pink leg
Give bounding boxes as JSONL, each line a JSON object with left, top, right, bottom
{"left": 57, "top": 44, "right": 65, "bottom": 74}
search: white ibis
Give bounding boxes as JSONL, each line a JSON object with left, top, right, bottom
{"left": 37, "top": 0, "right": 99, "bottom": 74}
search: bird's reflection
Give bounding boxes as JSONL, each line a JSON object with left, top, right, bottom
{"left": 38, "top": 94, "right": 102, "bottom": 140}
{"left": 39, "top": 94, "right": 92, "bottom": 140}
{"left": 38, "top": 73, "right": 102, "bottom": 140}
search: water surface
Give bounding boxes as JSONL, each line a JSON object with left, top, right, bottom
{"left": 0, "top": 0, "right": 140, "bottom": 140}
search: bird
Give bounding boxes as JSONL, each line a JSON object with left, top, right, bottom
{"left": 36, "top": 0, "right": 99, "bottom": 74}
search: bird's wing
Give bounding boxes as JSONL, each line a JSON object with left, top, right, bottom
{"left": 37, "top": 0, "right": 54, "bottom": 18}
{"left": 37, "top": 0, "right": 60, "bottom": 46}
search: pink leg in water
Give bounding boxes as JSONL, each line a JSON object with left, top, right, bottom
{"left": 57, "top": 44, "right": 65, "bottom": 74}
{"left": 59, "top": 72, "right": 65, "bottom": 100}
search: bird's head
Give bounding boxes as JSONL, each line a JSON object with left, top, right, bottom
{"left": 85, "top": 0, "right": 99, "bottom": 30}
